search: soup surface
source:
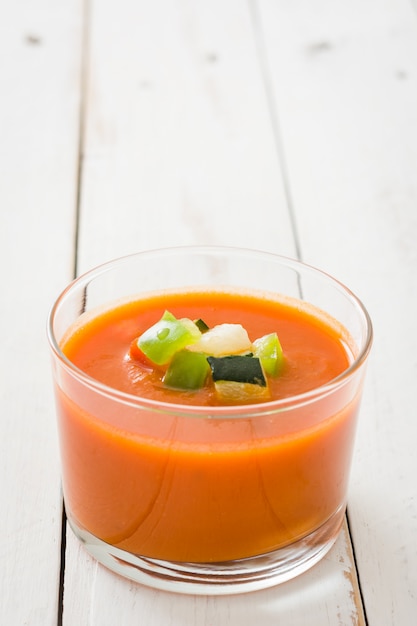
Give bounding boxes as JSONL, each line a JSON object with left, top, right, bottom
{"left": 56, "top": 289, "right": 357, "bottom": 562}
{"left": 62, "top": 290, "right": 351, "bottom": 405}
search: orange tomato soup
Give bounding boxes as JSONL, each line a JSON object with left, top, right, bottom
{"left": 56, "top": 290, "right": 359, "bottom": 562}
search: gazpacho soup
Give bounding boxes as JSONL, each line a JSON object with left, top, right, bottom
{"left": 55, "top": 289, "right": 360, "bottom": 563}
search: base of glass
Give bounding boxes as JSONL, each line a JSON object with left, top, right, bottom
{"left": 69, "top": 507, "right": 344, "bottom": 595}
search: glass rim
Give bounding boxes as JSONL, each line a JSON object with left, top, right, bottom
{"left": 47, "top": 245, "right": 373, "bottom": 419}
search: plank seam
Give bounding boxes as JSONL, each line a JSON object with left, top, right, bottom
{"left": 346, "top": 508, "right": 369, "bottom": 626}
{"left": 73, "top": 0, "right": 92, "bottom": 280}
{"left": 248, "top": 0, "right": 303, "bottom": 262}
{"left": 57, "top": 504, "right": 67, "bottom": 626}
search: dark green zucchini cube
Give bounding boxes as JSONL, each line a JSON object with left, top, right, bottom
{"left": 207, "top": 355, "right": 267, "bottom": 387}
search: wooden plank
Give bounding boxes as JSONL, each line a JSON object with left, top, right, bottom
{"left": 63, "top": 520, "right": 364, "bottom": 625}
{"left": 63, "top": 1, "right": 364, "bottom": 624}
{"left": 75, "top": 0, "right": 296, "bottom": 274}
{"left": 257, "top": 0, "right": 417, "bottom": 623}
{"left": 0, "top": 1, "right": 83, "bottom": 624}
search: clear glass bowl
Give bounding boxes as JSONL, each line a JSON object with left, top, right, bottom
{"left": 47, "top": 246, "right": 372, "bottom": 594}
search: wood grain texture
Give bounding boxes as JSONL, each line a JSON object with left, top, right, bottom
{"left": 76, "top": 0, "right": 296, "bottom": 273}
{"left": 0, "top": 1, "right": 83, "bottom": 624}
{"left": 63, "top": 520, "right": 364, "bottom": 626}
{"left": 257, "top": 0, "right": 417, "bottom": 622}
{"left": 2, "top": 0, "right": 416, "bottom": 623}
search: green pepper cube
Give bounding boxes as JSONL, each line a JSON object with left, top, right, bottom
{"left": 252, "top": 332, "right": 283, "bottom": 376}
{"left": 137, "top": 311, "right": 201, "bottom": 365}
{"left": 163, "top": 351, "right": 210, "bottom": 390}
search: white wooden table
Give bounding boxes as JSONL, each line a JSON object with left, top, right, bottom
{"left": 2, "top": 1, "right": 417, "bottom": 624}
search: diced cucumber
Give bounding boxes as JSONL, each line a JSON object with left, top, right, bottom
{"left": 214, "top": 380, "right": 271, "bottom": 404}
{"left": 194, "top": 318, "right": 210, "bottom": 333}
{"left": 163, "top": 350, "right": 210, "bottom": 390}
{"left": 207, "top": 355, "right": 267, "bottom": 386}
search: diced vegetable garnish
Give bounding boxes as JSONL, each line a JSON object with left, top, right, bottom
{"left": 207, "top": 355, "right": 267, "bottom": 386}
{"left": 131, "top": 310, "right": 283, "bottom": 403}
{"left": 163, "top": 350, "right": 210, "bottom": 390}
{"left": 213, "top": 381, "right": 271, "bottom": 404}
{"left": 188, "top": 323, "right": 251, "bottom": 356}
{"left": 194, "top": 318, "right": 210, "bottom": 334}
{"left": 137, "top": 311, "right": 201, "bottom": 365}
{"left": 253, "top": 332, "right": 284, "bottom": 376}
